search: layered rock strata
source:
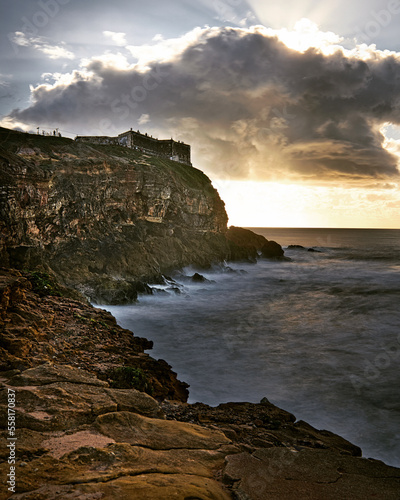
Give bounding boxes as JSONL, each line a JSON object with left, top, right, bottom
{"left": 0, "top": 127, "right": 284, "bottom": 304}
{"left": 0, "top": 268, "right": 188, "bottom": 401}
{"left": 1, "top": 267, "right": 400, "bottom": 499}
{"left": 0, "top": 128, "right": 228, "bottom": 303}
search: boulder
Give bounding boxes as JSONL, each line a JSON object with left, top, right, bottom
{"left": 224, "top": 448, "right": 400, "bottom": 500}
{"left": 260, "top": 240, "right": 285, "bottom": 258}
{"left": 226, "top": 227, "right": 285, "bottom": 261}
{"left": 191, "top": 272, "right": 207, "bottom": 282}
{"left": 94, "top": 411, "right": 230, "bottom": 450}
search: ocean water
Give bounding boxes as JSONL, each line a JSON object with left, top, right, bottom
{"left": 103, "top": 228, "right": 400, "bottom": 467}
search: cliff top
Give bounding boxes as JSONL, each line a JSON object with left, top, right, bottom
{"left": 0, "top": 126, "right": 207, "bottom": 192}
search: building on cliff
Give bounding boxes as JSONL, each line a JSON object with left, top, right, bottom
{"left": 75, "top": 129, "right": 191, "bottom": 165}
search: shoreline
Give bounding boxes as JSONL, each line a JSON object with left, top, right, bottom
{"left": 103, "top": 249, "right": 400, "bottom": 470}
{"left": 2, "top": 267, "right": 400, "bottom": 499}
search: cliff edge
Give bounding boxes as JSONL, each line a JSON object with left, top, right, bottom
{"left": 0, "top": 127, "right": 230, "bottom": 303}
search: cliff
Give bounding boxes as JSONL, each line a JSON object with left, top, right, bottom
{"left": 0, "top": 127, "right": 229, "bottom": 303}
{"left": 1, "top": 267, "right": 400, "bottom": 499}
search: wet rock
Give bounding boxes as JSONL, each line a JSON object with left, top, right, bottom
{"left": 260, "top": 240, "right": 285, "bottom": 258}
{"left": 191, "top": 272, "right": 207, "bottom": 282}
{"left": 224, "top": 448, "right": 400, "bottom": 500}
{"left": 288, "top": 245, "right": 306, "bottom": 249}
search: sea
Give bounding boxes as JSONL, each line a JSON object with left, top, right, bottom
{"left": 102, "top": 228, "right": 400, "bottom": 468}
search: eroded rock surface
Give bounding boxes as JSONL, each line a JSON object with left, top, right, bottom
{"left": 0, "top": 268, "right": 188, "bottom": 401}
{"left": 0, "top": 128, "right": 230, "bottom": 304}
{"left": 1, "top": 268, "right": 400, "bottom": 499}
{"left": 0, "top": 365, "right": 234, "bottom": 499}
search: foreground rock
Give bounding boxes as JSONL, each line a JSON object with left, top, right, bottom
{"left": 1, "top": 365, "right": 399, "bottom": 499}
{"left": 0, "top": 268, "right": 188, "bottom": 401}
{"left": 0, "top": 365, "right": 234, "bottom": 499}
{"left": 1, "top": 267, "right": 400, "bottom": 499}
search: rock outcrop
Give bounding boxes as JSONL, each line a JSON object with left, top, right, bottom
{"left": 0, "top": 127, "right": 285, "bottom": 303}
{"left": 0, "top": 128, "right": 288, "bottom": 304}
{"left": 226, "top": 226, "right": 284, "bottom": 261}
{"left": 0, "top": 268, "right": 188, "bottom": 401}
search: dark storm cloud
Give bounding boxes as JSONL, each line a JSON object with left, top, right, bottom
{"left": 7, "top": 27, "right": 400, "bottom": 182}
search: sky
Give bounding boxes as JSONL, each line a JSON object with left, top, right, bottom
{"left": 1, "top": 0, "right": 400, "bottom": 228}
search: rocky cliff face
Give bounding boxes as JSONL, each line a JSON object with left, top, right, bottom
{"left": 0, "top": 127, "right": 229, "bottom": 303}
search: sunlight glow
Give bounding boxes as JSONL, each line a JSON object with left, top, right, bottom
{"left": 259, "top": 19, "right": 343, "bottom": 54}
{"left": 215, "top": 180, "right": 400, "bottom": 228}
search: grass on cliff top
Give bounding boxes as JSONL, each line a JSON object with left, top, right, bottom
{"left": 0, "top": 126, "right": 217, "bottom": 194}
{"left": 0, "top": 127, "right": 74, "bottom": 153}
{"left": 150, "top": 156, "right": 214, "bottom": 192}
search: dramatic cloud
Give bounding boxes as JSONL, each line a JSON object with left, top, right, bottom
{"left": 5, "top": 24, "right": 400, "bottom": 184}
{"left": 10, "top": 32, "right": 75, "bottom": 60}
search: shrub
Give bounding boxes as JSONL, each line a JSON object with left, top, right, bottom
{"left": 109, "top": 366, "right": 154, "bottom": 395}
{"left": 26, "top": 271, "right": 63, "bottom": 297}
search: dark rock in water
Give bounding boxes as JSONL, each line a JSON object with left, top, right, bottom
{"left": 80, "top": 278, "right": 153, "bottom": 305}
{"left": 135, "top": 281, "right": 153, "bottom": 294}
{"left": 287, "top": 245, "right": 322, "bottom": 254}
{"left": 226, "top": 226, "right": 264, "bottom": 261}
{"left": 260, "top": 240, "right": 285, "bottom": 258}
{"left": 191, "top": 272, "right": 207, "bottom": 282}
{"left": 288, "top": 244, "right": 306, "bottom": 249}
{"left": 151, "top": 288, "right": 169, "bottom": 295}
{"left": 226, "top": 226, "right": 285, "bottom": 262}
{"left": 226, "top": 226, "right": 267, "bottom": 250}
